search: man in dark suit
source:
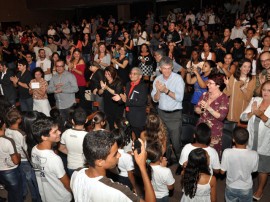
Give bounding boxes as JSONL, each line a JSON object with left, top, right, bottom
{"left": 113, "top": 67, "right": 148, "bottom": 139}
{"left": 0, "top": 61, "right": 17, "bottom": 106}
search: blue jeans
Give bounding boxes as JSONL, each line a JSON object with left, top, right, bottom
{"left": 19, "top": 97, "right": 33, "bottom": 112}
{"left": 82, "top": 54, "right": 90, "bottom": 64}
{"left": 225, "top": 186, "right": 253, "bottom": 202}
{"left": 157, "top": 196, "right": 169, "bottom": 202}
{"left": 19, "top": 161, "right": 41, "bottom": 202}
{"left": 0, "top": 167, "right": 23, "bottom": 202}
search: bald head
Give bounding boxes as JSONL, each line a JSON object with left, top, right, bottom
{"left": 260, "top": 51, "right": 270, "bottom": 69}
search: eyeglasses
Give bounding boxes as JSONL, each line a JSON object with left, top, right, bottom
{"left": 129, "top": 72, "right": 139, "bottom": 75}
{"left": 260, "top": 59, "right": 270, "bottom": 64}
{"left": 207, "top": 82, "right": 216, "bottom": 85}
{"left": 56, "top": 65, "right": 64, "bottom": 67}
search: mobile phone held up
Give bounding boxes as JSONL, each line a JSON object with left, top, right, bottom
{"left": 133, "top": 139, "right": 141, "bottom": 154}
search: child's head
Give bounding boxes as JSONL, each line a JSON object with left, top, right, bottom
{"left": 146, "top": 140, "right": 162, "bottom": 163}
{"left": 195, "top": 123, "right": 211, "bottom": 145}
{"left": 245, "top": 48, "right": 257, "bottom": 60}
{"left": 32, "top": 117, "right": 60, "bottom": 143}
{"left": 92, "top": 111, "right": 106, "bottom": 127}
{"left": 83, "top": 130, "right": 119, "bottom": 168}
{"left": 72, "top": 108, "right": 87, "bottom": 125}
{"left": 6, "top": 108, "right": 21, "bottom": 126}
{"left": 182, "top": 148, "right": 210, "bottom": 198}
{"left": 113, "top": 119, "right": 132, "bottom": 147}
{"left": 233, "top": 127, "right": 249, "bottom": 145}
{"left": 50, "top": 108, "right": 60, "bottom": 119}
{"left": 112, "top": 129, "right": 126, "bottom": 148}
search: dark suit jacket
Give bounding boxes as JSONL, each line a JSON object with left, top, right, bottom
{"left": 125, "top": 80, "right": 148, "bottom": 127}
{"left": 0, "top": 69, "right": 17, "bottom": 102}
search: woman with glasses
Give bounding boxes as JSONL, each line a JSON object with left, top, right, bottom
{"left": 195, "top": 73, "right": 229, "bottom": 156}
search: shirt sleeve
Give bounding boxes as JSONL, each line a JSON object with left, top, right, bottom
{"left": 164, "top": 168, "right": 175, "bottom": 186}
{"left": 179, "top": 145, "right": 188, "bottom": 165}
{"left": 174, "top": 76, "right": 185, "bottom": 102}
{"left": 220, "top": 149, "right": 228, "bottom": 172}
{"left": 60, "top": 131, "right": 67, "bottom": 145}
{"left": 51, "top": 155, "right": 66, "bottom": 179}
{"left": 210, "top": 149, "right": 221, "bottom": 170}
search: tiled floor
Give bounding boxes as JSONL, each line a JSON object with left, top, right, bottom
{"left": 1, "top": 163, "right": 269, "bottom": 201}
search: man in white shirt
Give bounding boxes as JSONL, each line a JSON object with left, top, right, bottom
{"left": 231, "top": 19, "right": 246, "bottom": 39}
{"left": 36, "top": 49, "right": 52, "bottom": 82}
{"left": 71, "top": 131, "right": 156, "bottom": 202}
{"left": 31, "top": 117, "right": 72, "bottom": 202}
{"left": 33, "top": 38, "right": 52, "bottom": 60}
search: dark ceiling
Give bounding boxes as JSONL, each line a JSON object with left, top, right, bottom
{"left": 26, "top": 0, "right": 152, "bottom": 10}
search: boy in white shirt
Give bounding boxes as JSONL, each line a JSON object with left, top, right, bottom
{"left": 31, "top": 117, "right": 72, "bottom": 202}
{"left": 58, "top": 108, "right": 88, "bottom": 176}
{"left": 179, "top": 123, "right": 220, "bottom": 174}
{"left": 221, "top": 127, "right": 258, "bottom": 202}
{"left": 71, "top": 130, "right": 156, "bottom": 202}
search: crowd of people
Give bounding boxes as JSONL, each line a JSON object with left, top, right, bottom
{"left": 0, "top": 1, "right": 270, "bottom": 202}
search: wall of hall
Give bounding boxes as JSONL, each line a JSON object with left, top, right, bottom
{"left": 0, "top": 0, "right": 73, "bottom": 27}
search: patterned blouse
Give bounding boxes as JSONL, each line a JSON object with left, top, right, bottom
{"left": 30, "top": 78, "right": 48, "bottom": 100}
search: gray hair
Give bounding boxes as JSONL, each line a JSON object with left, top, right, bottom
{"left": 154, "top": 48, "right": 165, "bottom": 57}
{"left": 159, "top": 56, "right": 173, "bottom": 68}
{"left": 131, "top": 67, "right": 143, "bottom": 75}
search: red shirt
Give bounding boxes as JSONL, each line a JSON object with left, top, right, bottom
{"left": 71, "top": 64, "right": 86, "bottom": 87}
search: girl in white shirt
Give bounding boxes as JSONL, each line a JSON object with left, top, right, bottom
{"left": 146, "top": 141, "right": 175, "bottom": 202}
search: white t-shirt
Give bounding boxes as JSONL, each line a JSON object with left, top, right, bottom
{"left": 151, "top": 165, "right": 175, "bottom": 199}
{"left": 31, "top": 146, "right": 72, "bottom": 202}
{"left": 36, "top": 58, "right": 52, "bottom": 81}
{"left": 71, "top": 168, "right": 140, "bottom": 202}
{"left": 221, "top": 148, "right": 258, "bottom": 189}
{"left": 242, "top": 37, "right": 259, "bottom": 48}
{"left": 60, "top": 128, "right": 87, "bottom": 169}
{"left": 179, "top": 144, "right": 220, "bottom": 174}
{"left": 118, "top": 149, "right": 134, "bottom": 177}
{"left": 5, "top": 128, "right": 27, "bottom": 161}
{"left": 0, "top": 136, "right": 18, "bottom": 170}
{"left": 47, "top": 29, "right": 56, "bottom": 36}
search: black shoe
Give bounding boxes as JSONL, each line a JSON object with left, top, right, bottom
{"left": 175, "top": 165, "right": 182, "bottom": 175}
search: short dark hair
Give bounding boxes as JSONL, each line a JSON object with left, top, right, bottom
{"left": 32, "top": 117, "right": 58, "bottom": 143}
{"left": 38, "top": 48, "right": 45, "bottom": 54}
{"left": 195, "top": 123, "right": 211, "bottom": 145}
{"left": 72, "top": 108, "right": 86, "bottom": 125}
{"left": 83, "top": 130, "right": 116, "bottom": 167}
{"left": 0, "top": 61, "right": 8, "bottom": 67}
{"left": 18, "top": 59, "right": 29, "bottom": 68}
{"left": 32, "top": 67, "right": 45, "bottom": 78}
{"left": 233, "top": 127, "right": 249, "bottom": 145}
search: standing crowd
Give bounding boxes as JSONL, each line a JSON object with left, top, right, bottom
{"left": 0, "top": 1, "right": 270, "bottom": 202}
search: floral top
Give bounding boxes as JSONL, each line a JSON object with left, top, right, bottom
{"left": 196, "top": 92, "right": 229, "bottom": 156}
{"left": 30, "top": 78, "right": 48, "bottom": 100}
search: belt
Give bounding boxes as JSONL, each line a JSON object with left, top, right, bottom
{"left": 160, "top": 109, "right": 181, "bottom": 113}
